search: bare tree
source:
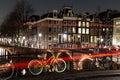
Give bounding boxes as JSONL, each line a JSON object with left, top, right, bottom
{"left": 0, "top": 0, "right": 34, "bottom": 44}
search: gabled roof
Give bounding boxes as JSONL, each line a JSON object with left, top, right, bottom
{"left": 29, "top": 15, "right": 40, "bottom": 22}
{"left": 40, "top": 10, "right": 62, "bottom": 19}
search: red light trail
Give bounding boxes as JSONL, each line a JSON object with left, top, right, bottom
{"left": 60, "top": 51, "right": 120, "bottom": 61}
{"left": 4, "top": 51, "right": 120, "bottom": 71}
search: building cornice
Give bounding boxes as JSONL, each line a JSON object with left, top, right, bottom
{"left": 113, "top": 17, "right": 120, "bottom": 20}
{"left": 32, "top": 18, "right": 63, "bottom": 25}
{"left": 63, "top": 17, "right": 81, "bottom": 20}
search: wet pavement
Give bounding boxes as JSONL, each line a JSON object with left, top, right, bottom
{"left": 9, "top": 70, "right": 120, "bottom": 80}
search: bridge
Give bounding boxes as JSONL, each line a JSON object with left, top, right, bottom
{"left": 0, "top": 44, "right": 120, "bottom": 80}
{"left": 0, "top": 44, "right": 119, "bottom": 71}
{"left": 0, "top": 44, "right": 96, "bottom": 71}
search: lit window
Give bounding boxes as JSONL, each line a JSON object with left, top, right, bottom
{"left": 53, "top": 37, "right": 57, "bottom": 41}
{"left": 78, "top": 28, "right": 81, "bottom": 34}
{"left": 82, "top": 22, "right": 85, "bottom": 26}
{"left": 115, "top": 28, "right": 120, "bottom": 33}
{"left": 68, "top": 35, "right": 71, "bottom": 42}
{"left": 78, "top": 21, "right": 81, "bottom": 26}
{"left": 86, "top": 22, "right": 89, "bottom": 27}
{"left": 78, "top": 35, "right": 81, "bottom": 38}
{"left": 94, "top": 36, "right": 97, "bottom": 43}
{"left": 86, "top": 29, "right": 89, "bottom": 34}
{"left": 73, "top": 27, "right": 76, "bottom": 33}
{"left": 103, "top": 28, "right": 105, "bottom": 31}
{"left": 106, "top": 28, "right": 109, "bottom": 31}
{"left": 91, "top": 36, "right": 93, "bottom": 42}
{"left": 116, "top": 21, "right": 120, "bottom": 25}
{"left": 82, "top": 28, "right": 85, "bottom": 34}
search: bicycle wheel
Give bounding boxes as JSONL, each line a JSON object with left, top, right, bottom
{"left": 0, "top": 63, "right": 14, "bottom": 80}
{"left": 28, "top": 60, "right": 43, "bottom": 75}
{"left": 54, "top": 58, "right": 67, "bottom": 73}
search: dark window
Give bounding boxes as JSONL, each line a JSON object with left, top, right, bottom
{"left": 81, "top": 36, "right": 85, "bottom": 42}
{"left": 49, "top": 37, "right": 52, "bottom": 41}
{"left": 64, "top": 27, "right": 67, "bottom": 33}
{"left": 49, "top": 45, "right": 51, "bottom": 48}
{"left": 53, "top": 44, "right": 56, "bottom": 47}
{"left": 53, "top": 27, "right": 56, "bottom": 32}
{"left": 54, "top": 21, "right": 56, "bottom": 24}
{"left": 58, "top": 27, "right": 61, "bottom": 32}
{"left": 49, "top": 27, "right": 52, "bottom": 32}
{"left": 85, "top": 35, "right": 89, "bottom": 42}
{"left": 49, "top": 21, "right": 51, "bottom": 24}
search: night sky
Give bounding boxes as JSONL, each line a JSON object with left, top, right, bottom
{"left": 0, "top": 0, "right": 120, "bottom": 24}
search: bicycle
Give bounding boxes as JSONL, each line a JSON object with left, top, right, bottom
{"left": 0, "top": 62, "right": 14, "bottom": 80}
{"left": 28, "top": 53, "right": 67, "bottom": 75}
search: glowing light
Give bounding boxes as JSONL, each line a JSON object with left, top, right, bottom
{"left": 63, "top": 34, "right": 67, "bottom": 39}
{"left": 38, "top": 33, "right": 42, "bottom": 37}
{"left": 100, "top": 38, "right": 104, "bottom": 42}
{"left": 3, "top": 50, "right": 120, "bottom": 74}
{"left": 21, "top": 69, "right": 26, "bottom": 75}
{"left": 23, "top": 36, "right": 26, "bottom": 40}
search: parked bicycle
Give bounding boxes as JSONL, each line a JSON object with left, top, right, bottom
{"left": 28, "top": 52, "right": 67, "bottom": 75}
{"left": 0, "top": 62, "right": 14, "bottom": 80}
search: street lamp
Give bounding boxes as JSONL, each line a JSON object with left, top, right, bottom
{"left": 100, "top": 38, "right": 103, "bottom": 42}
{"left": 63, "top": 34, "right": 67, "bottom": 43}
{"left": 38, "top": 33, "right": 42, "bottom": 48}
{"left": 63, "top": 34, "right": 67, "bottom": 48}
{"left": 22, "top": 36, "right": 26, "bottom": 46}
{"left": 78, "top": 35, "right": 81, "bottom": 41}
{"left": 38, "top": 33, "right": 42, "bottom": 37}
{"left": 63, "top": 34, "right": 67, "bottom": 39}
{"left": 23, "top": 36, "right": 26, "bottom": 40}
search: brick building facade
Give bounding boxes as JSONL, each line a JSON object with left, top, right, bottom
{"left": 26, "top": 6, "right": 113, "bottom": 49}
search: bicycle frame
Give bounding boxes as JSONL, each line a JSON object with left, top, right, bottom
{"left": 40, "top": 55, "right": 56, "bottom": 69}
{"left": 28, "top": 53, "right": 67, "bottom": 75}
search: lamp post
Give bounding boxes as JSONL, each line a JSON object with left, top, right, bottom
{"left": 22, "top": 36, "right": 26, "bottom": 46}
{"left": 78, "top": 35, "right": 81, "bottom": 42}
{"left": 63, "top": 34, "right": 67, "bottom": 48}
{"left": 38, "top": 33, "right": 42, "bottom": 48}
{"left": 63, "top": 34, "right": 67, "bottom": 40}
{"left": 109, "top": 47, "right": 113, "bottom": 69}
{"left": 100, "top": 38, "right": 104, "bottom": 47}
